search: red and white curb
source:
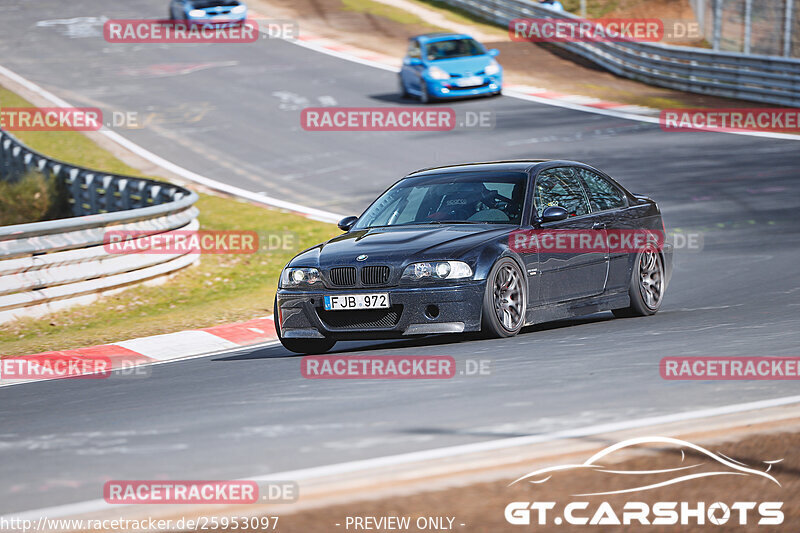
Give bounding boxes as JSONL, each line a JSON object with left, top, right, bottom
{"left": 0, "top": 316, "right": 278, "bottom": 386}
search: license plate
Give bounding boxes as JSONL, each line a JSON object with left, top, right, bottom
{"left": 455, "top": 76, "right": 483, "bottom": 87}
{"left": 324, "top": 293, "right": 390, "bottom": 311}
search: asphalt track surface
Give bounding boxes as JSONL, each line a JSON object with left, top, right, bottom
{"left": 1, "top": 0, "right": 799, "bottom": 516}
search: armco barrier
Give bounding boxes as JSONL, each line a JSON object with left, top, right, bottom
{"left": 438, "top": 0, "right": 800, "bottom": 106}
{"left": 0, "top": 127, "right": 199, "bottom": 324}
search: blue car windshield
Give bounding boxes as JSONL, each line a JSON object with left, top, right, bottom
{"left": 353, "top": 172, "right": 527, "bottom": 229}
{"left": 425, "top": 38, "right": 485, "bottom": 61}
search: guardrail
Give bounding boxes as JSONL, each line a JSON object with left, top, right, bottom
{"left": 438, "top": 0, "right": 800, "bottom": 106}
{"left": 0, "top": 128, "right": 199, "bottom": 324}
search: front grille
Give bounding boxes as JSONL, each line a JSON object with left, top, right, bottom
{"left": 361, "top": 265, "right": 390, "bottom": 285}
{"left": 317, "top": 305, "right": 403, "bottom": 329}
{"left": 329, "top": 267, "right": 357, "bottom": 286}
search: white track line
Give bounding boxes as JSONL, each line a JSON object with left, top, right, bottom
{"left": 0, "top": 64, "right": 343, "bottom": 223}
{"left": 4, "top": 394, "right": 800, "bottom": 520}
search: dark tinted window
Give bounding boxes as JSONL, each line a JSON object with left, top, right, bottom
{"left": 578, "top": 168, "right": 627, "bottom": 212}
{"left": 425, "top": 38, "right": 485, "bottom": 60}
{"left": 353, "top": 172, "right": 527, "bottom": 229}
{"left": 534, "top": 167, "right": 590, "bottom": 218}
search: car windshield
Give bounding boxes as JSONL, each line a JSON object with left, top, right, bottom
{"left": 425, "top": 38, "right": 485, "bottom": 61}
{"left": 353, "top": 172, "right": 527, "bottom": 229}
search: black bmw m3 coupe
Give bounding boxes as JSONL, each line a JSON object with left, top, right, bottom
{"left": 275, "top": 160, "right": 673, "bottom": 354}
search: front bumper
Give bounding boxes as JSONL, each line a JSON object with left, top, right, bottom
{"left": 277, "top": 282, "right": 485, "bottom": 340}
{"left": 186, "top": 14, "right": 247, "bottom": 26}
{"left": 426, "top": 75, "right": 502, "bottom": 99}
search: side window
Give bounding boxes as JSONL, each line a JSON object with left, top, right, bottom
{"left": 533, "top": 167, "right": 590, "bottom": 218}
{"left": 577, "top": 168, "right": 627, "bottom": 212}
{"left": 407, "top": 40, "right": 421, "bottom": 59}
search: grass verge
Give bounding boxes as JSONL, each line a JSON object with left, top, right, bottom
{"left": 0, "top": 84, "right": 338, "bottom": 356}
{"left": 342, "top": 0, "right": 440, "bottom": 29}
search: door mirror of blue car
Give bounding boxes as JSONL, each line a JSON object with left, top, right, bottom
{"left": 540, "top": 206, "right": 569, "bottom": 223}
{"left": 406, "top": 57, "right": 423, "bottom": 66}
{"left": 488, "top": 48, "right": 500, "bottom": 57}
{"left": 338, "top": 216, "right": 359, "bottom": 232}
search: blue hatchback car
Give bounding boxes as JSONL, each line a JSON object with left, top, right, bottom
{"left": 169, "top": 0, "right": 248, "bottom": 25}
{"left": 400, "top": 33, "right": 503, "bottom": 103}
{"left": 399, "top": 33, "right": 503, "bottom": 103}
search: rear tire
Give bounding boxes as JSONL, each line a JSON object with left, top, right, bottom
{"left": 481, "top": 258, "right": 526, "bottom": 338}
{"left": 612, "top": 246, "right": 664, "bottom": 318}
{"left": 274, "top": 296, "right": 336, "bottom": 354}
{"left": 399, "top": 76, "right": 410, "bottom": 98}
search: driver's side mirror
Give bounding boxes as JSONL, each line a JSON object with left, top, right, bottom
{"left": 338, "top": 216, "right": 358, "bottom": 232}
{"left": 539, "top": 206, "right": 568, "bottom": 223}
{"left": 488, "top": 48, "right": 500, "bottom": 57}
{"left": 406, "top": 57, "right": 423, "bottom": 66}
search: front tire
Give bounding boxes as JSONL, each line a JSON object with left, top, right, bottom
{"left": 612, "top": 246, "right": 664, "bottom": 318}
{"left": 274, "top": 296, "right": 336, "bottom": 354}
{"left": 481, "top": 258, "right": 526, "bottom": 338}
{"left": 420, "top": 81, "right": 432, "bottom": 103}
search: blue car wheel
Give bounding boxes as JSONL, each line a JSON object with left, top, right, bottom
{"left": 399, "top": 76, "right": 410, "bottom": 98}
{"left": 420, "top": 81, "right": 431, "bottom": 104}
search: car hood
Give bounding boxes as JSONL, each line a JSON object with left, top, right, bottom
{"left": 291, "top": 224, "right": 511, "bottom": 267}
{"left": 430, "top": 55, "right": 493, "bottom": 75}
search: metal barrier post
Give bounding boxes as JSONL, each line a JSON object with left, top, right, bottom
{"left": 744, "top": 0, "right": 752, "bottom": 54}
{"left": 784, "top": 0, "right": 794, "bottom": 57}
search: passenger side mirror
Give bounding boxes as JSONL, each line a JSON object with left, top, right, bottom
{"left": 338, "top": 216, "right": 358, "bottom": 232}
{"left": 488, "top": 48, "right": 500, "bottom": 57}
{"left": 540, "top": 206, "right": 568, "bottom": 223}
{"left": 406, "top": 57, "right": 423, "bottom": 66}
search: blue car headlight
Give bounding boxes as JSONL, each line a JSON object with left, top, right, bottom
{"left": 427, "top": 66, "right": 450, "bottom": 80}
{"left": 280, "top": 267, "right": 322, "bottom": 288}
{"left": 231, "top": 5, "right": 246, "bottom": 13}
{"left": 402, "top": 261, "right": 473, "bottom": 281}
{"left": 485, "top": 60, "right": 501, "bottom": 76}
{"left": 188, "top": 9, "right": 206, "bottom": 17}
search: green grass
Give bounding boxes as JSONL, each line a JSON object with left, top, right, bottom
{"left": 407, "top": 0, "right": 509, "bottom": 38}
{"left": 341, "top": 0, "right": 440, "bottom": 29}
{"left": 0, "top": 87, "right": 145, "bottom": 176}
{"left": 0, "top": 84, "right": 338, "bottom": 356}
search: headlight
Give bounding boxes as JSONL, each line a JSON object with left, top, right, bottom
{"left": 188, "top": 9, "right": 206, "bottom": 17}
{"left": 484, "top": 60, "right": 500, "bottom": 76}
{"left": 280, "top": 267, "right": 322, "bottom": 288}
{"left": 231, "top": 5, "right": 247, "bottom": 13}
{"left": 427, "top": 66, "right": 450, "bottom": 80}
{"left": 402, "top": 261, "right": 473, "bottom": 281}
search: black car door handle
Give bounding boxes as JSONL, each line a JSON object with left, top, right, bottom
{"left": 592, "top": 222, "right": 605, "bottom": 229}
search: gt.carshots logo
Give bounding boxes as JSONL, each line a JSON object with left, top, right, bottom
{"left": 504, "top": 437, "right": 784, "bottom": 527}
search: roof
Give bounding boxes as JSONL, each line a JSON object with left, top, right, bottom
{"left": 406, "top": 160, "right": 554, "bottom": 177}
{"left": 411, "top": 32, "right": 471, "bottom": 43}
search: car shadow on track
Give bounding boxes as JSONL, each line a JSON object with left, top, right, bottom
{"left": 370, "top": 93, "right": 497, "bottom": 105}
{"left": 212, "top": 312, "right": 614, "bottom": 362}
